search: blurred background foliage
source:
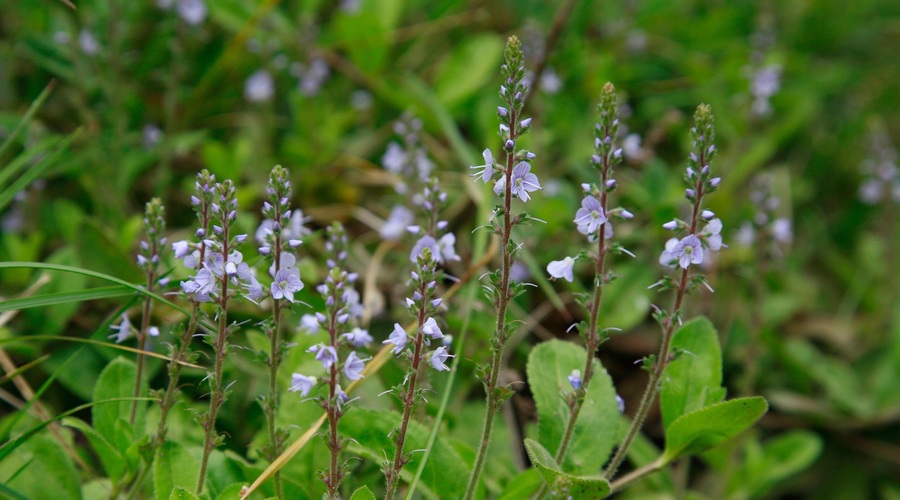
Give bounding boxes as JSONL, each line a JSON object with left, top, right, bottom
{"left": 1, "top": 0, "right": 900, "bottom": 498}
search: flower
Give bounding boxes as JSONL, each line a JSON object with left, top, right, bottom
{"left": 568, "top": 369, "right": 582, "bottom": 390}
{"left": 382, "top": 142, "right": 406, "bottom": 174}
{"left": 309, "top": 344, "right": 338, "bottom": 370}
{"left": 547, "top": 257, "right": 576, "bottom": 282}
{"left": 289, "top": 373, "right": 316, "bottom": 397}
{"left": 662, "top": 234, "right": 704, "bottom": 269}
{"left": 108, "top": 314, "right": 132, "bottom": 343}
{"left": 422, "top": 317, "right": 444, "bottom": 341}
{"left": 271, "top": 267, "right": 303, "bottom": 302}
{"left": 436, "top": 233, "right": 461, "bottom": 263}
{"left": 343, "top": 352, "right": 366, "bottom": 381}
{"left": 410, "top": 235, "right": 439, "bottom": 263}
{"left": 429, "top": 346, "right": 453, "bottom": 371}
{"left": 574, "top": 196, "right": 607, "bottom": 235}
{"left": 701, "top": 218, "right": 723, "bottom": 251}
{"left": 176, "top": 0, "right": 207, "bottom": 25}
{"left": 299, "top": 313, "right": 320, "bottom": 334}
{"left": 494, "top": 162, "right": 542, "bottom": 202}
{"left": 384, "top": 323, "right": 408, "bottom": 355}
{"left": 342, "top": 327, "right": 374, "bottom": 347}
{"left": 244, "top": 69, "right": 274, "bottom": 103}
{"left": 470, "top": 149, "right": 495, "bottom": 183}
{"left": 772, "top": 218, "right": 792, "bottom": 243}
{"left": 380, "top": 205, "right": 414, "bottom": 240}
{"left": 616, "top": 394, "right": 625, "bottom": 414}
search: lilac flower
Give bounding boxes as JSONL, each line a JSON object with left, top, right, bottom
{"left": 437, "top": 233, "right": 461, "bottom": 263}
{"left": 108, "top": 314, "right": 132, "bottom": 343}
{"left": 289, "top": 373, "right": 316, "bottom": 397}
{"left": 547, "top": 257, "right": 576, "bottom": 282}
{"left": 271, "top": 267, "right": 303, "bottom": 302}
{"left": 410, "top": 235, "right": 439, "bottom": 263}
{"left": 470, "top": 149, "right": 496, "bottom": 183}
{"left": 244, "top": 69, "right": 274, "bottom": 103}
{"left": 343, "top": 352, "right": 366, "bottom": 381}
{"left": 309, "top": 344, "right": 339, "bottom": 370}
{"left": 342, "top": 327, "right": 373, "bottom": 347}
{"left": 148, "top": 326, "right": 160, "bottom": 337}
{"left": 429, "top": 346, "right": 453, "bottom": 371}
{"left": 616, "top": 394, "right": 625, "bottom": 414}
{"left": 665, "top": 234, "right": 704, "bottom": 269}
{"left": 299, "top": 313, "right": 320, "bottom": 334}
{"left": 172, "top": 240, "right": 191, "bottom": 260}
{"left": 568, "top": 369, "right": 582, "bottom": 390}
{"left": 574, "top": 196, "right": 607, "bottom": 235}
{"left": 701, "top": 218, "right": 723, "bottom": 251}
{"left": 176, "top": 0, "right": 206, "bottom": 25}
{"left": 79, "top": 30, "right": 99, "bottom": 55}
{"left": 384, "top": 323, "right": 408, "bottom": 355}
{"left": 772, "top": 218, "right": 792, "bottom": 243}
{"left": 422, "top": 317, "right": 444, "bottom": 341}
{"left": 269, "top": 252, "right": 296, "bottom": 278}
{"left": 381, "top": 205, "right": 414, "bottom": 240}
{"left": 494, "top": 162, "right": 542, "bottom": 202}
{"left": 382, "top": 142, "right": 406, "bottom": 174}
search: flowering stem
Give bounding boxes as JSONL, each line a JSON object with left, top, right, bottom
{"left": 267, "top": 236, "right": 285, "bottom": 499}
{"left": 325, "top": 301, "right": 343, "bottom": 500}
{"left": 197, "top": 236, "right": 231, "bottom": 495}
{"left": 464, "top": 114, "right": 517, "bottom": 500}
{"left": 386, "top": 282, "right": 429, "bottom": 500}
{"left": 129, "top": 277, "right": 154, "bottom": 425}
{"left": 155, "top": 303, "right": 201, "bottom": 447}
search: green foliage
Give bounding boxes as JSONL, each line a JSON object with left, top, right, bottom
{"left": 0, "top": 434, "right": 81, "bottom": 500}
{"left": 340, "top": 408, "right": 469, "bottom": 498}
{"left": 92, "top": 357, "right": 145, "bottom": 449}
{"left": 154, "top": 441, "right": 200, "bottom": 500}
{"left": 526, "top": 339, "right": 619, "bottom": 474}
{"left": 660, "top": 317, "right": 727, "bottom": 429}
{"left": 349, "top": 485, "right": 377, "bottom": 500}
{"left": 662, "top": 397, "right": 768, "bottom": 462}
{"left": 524, "top": 438, "right": 611, "bottom": 500}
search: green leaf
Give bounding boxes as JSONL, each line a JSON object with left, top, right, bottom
{"left": 92, "top": 357, "right": 144, "bottom": 450}
{"left": 660, "top": 317, "right": 727, "bottom": 430}
{"left": 663, "top": 397, "right": 768, "bottom": 462}
{"left": 0, "top": 434, "right": 81, "bottom": 500}
{"left": 0, "top": 128, "right": 80, "bottom": 212}
{"left": 62, "top": 417, "right": 126, "bottom": 481}
{"left": 349, "top": 485, "right": 376, "bottom": 500}
{"left": 154, "top": 441, "right": 200, "bottom": 500}
{"left": 527, "top": 340, "right": 619, "bottom": 474}
{"left": 339, "top": 408, "right": 468, "bottom": 499}
{"left": 497, "top": 469, "right": 542, "bottom": 500}
{"left": 523, "top": 438, "right": 610, "bottom": 500}
{"left": 169, "top": 486, "right": 200, "bottom": 500}
{"left": 434, "top": 34, "right": 505, "bottom": 110}
{"left": 728, "top": 430, "right": 822, "bottom": 498}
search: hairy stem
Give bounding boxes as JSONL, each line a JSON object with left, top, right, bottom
{"left": 155, "top": 304, "right": 201, "bottom": 448}
{"left": 464, "top": 112, "right": 517, "bottom": 500}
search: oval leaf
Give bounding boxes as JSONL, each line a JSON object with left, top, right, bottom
{"left": 660, "top": 316, "right": 726, "bottom": 430}
{"left": 524, "top": 439, "right": 611, "bottom": 500}
{"left": 663, "top": 397, "right": 768, "bottom": 462}
{"left": 527, "top": 340, "right": 619, "bottom": 474}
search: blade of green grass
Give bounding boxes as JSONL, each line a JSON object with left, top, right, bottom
{"left": 0, "top": 336, "right": 204, "bottom": 370}
{"left": 0, "top": 80, "right": 56, "bottom": 163}
{"left": 0, "top": 128, "right": 81, "bottom": 212}
{"left": 0, "top": 396, "right": 157, "bottom": 462}
{"left": 0, "top": 285, "right": 134, "bottom": 313}
{"left": 0, "top": 355, "right": 50, "bottom": 385}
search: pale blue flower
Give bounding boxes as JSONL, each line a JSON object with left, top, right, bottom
{"left": 342, "top": 327, "right": 373, "bottom": 347}
{"left": 309, "top": 344, "right": 338, "bottom": 370}
{"left": 669, "top": 234, "right": 704, "bottom": 269}
{"left": 574, "top": 196, "right": 606, "bottom": 235}
{"left": 384, "top": 323, "right": 408, "bottom": 355}
{"left": 547, "top": 257, "right": 576, "bottom": 282}
{"left": 429, "top": 346, "right": 453, "bottom": 371}
{"left": 470, "top": 149, "right": 495, "bottom": 183}
{"left": 568, "top": 369, "right": 582, "bottom": 390}
{"left": 271, "top": 267, "right": 303, "bottom": 302}
{"left": 343, "top": 352, "right": 365, "bottom": 381}
{"left": 494, "top": 162, "right": 542, "bottom": 202}
{"left": 422, "top": 317, "right": 444, "bottom": 341}
{"left": 381, "top": 205, "right": 414, "bottom": 240}
{"left": 701, "top": 218, "right": 723, "bottom": 251}
{"left": 299, "top": 313, "right": 320, "bottom": 334}
{"left": 289, "top": 373, "right": 316, "bottom": 397}
{"left": 108, "top": 314, "right": 132, "bottom": 344}
{"left": 244, "top": 69, "right": 274, "bottom": 103}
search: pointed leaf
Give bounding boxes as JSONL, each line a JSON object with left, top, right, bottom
{"left": 0, "top": 434, "right": 81, "bottom": 500}
{"left": 527, "top": 340, "right": 619, "bottom": 474}
{"left": 663, "top": 397, "right": 768, "bottom": 462}
{"left": 524, "top": 439, "right": 610, "bottom": 500}
{"left": 169, "top": 486, "right": 199, "bottom": 500}
{"left": 62, "top": 417, "right": 125, "bottom": 481}
{"left": 154, "top": 441, "right": 200, "bottom": 500}
{"left": 92, "top": 357, "right": 145, "bottom": 451}
{"left": 339, "top": 408, "right": 468, "bottom": 499}
{"left": 349, "top": 485, "right": 376, "bottom": 500}
{"left": 660, "top": 317, "right": 726, "bottom": 430}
